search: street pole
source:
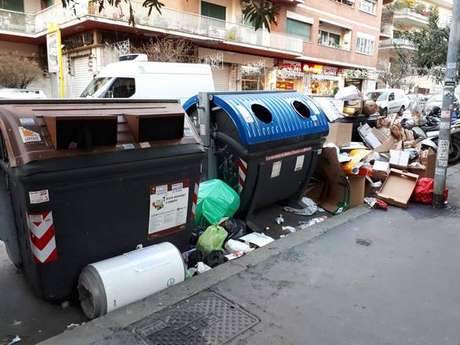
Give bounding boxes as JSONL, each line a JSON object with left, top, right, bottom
{"left": 433, "top": 0, "right": 460, "bottom": 208}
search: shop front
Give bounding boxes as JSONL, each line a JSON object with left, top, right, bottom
{"left": 303, "top": 63, "right": 343, "bottom": 97}
{"left": 240, "top": 64, "right": 266, "bottom": 91}
{"left": 343, "top": 68, "right": 377, "bottom": 94}
{"left": 197, "top": 47, "right": 274, "bottom": 91}
{"left": 269, "top": 61, "right": 305, "bottom": 92}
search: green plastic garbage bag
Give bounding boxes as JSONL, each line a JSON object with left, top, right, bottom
{"left": 195, "top": 179, "right": 240, "bottom": 225}
{"left": 196, "top": 224, "right": 228, "bottom": 254}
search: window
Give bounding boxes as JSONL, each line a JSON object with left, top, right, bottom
{"left": 389, "top": 93, "right": 395, "bottom": 101}
{"left": 0, "top": 0, "right": 24, "bottom": 12}
{"left": 359, "top": 0, "right": 377, "bottom": 14}
{"left": 356, "top": 36, "right": 374, "bottom": 55}
{"left": 333, "top": 0, "right": 354, "bottom": 6}
{"left": 287, "top": 18, "right": 312, "bottom": 41}
{"left": 105, "top": 78, "right": 136, "bottom": 98}
{"left": 80, "top": 77, "right": 113, "bottom": 97}
{"left": 201, "top": 1, "right": 226, "bottom": 21}
{"left": 41, "top": 0, "right": 54, "bottom": 10}
{"left": 319, "top": 31, "right": 341, "bottom": 48}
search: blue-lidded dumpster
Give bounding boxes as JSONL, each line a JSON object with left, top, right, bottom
{"left": 184, "top": 91, "right": 329, "bottom": 215}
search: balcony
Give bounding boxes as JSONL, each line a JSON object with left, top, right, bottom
{"left": 380, "top": 23, "right": 393, "bottom": 39}
{"left": 379, "top": 38, "right": 415, "bottom": 50}
{"left": 393, "top": 8, "right": 429, "bottom": 28}
{"left": 0, "top": 3, "right": 304, "bottom": 54}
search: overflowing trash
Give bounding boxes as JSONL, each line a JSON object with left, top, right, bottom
{"left": 411, "top": 178, "right": 448, "bottom": 205}
{"left": 194, "top": 179, "right": 240, "bottom": 226}
{"left": 196, "top": 224, "right": 228, "bottom": 254}
{"left": 307, "top": 89, "right": 458, "bottom": 212}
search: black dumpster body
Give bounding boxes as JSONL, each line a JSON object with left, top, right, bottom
{"left": 0, "top": 100, "right": 203, "bottom": 301}
{"left": 185, "top": 92, "right": 329, "bottom": 215}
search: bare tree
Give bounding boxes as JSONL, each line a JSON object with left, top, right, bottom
{"left": 0, "top": 54, "right": 42, "bottom": 89}
{"left": 131, "top": 38, "right": 198, "bottom": 63}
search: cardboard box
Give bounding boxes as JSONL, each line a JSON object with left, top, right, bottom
{"left": 389, "top": 150, "right": 410, "bottom": 169}
{"left": 326, "top": 122, "right": 353, "bottom": 147}
{"left": 313, "top": 147, "right": 349, "bottom": 214}
{"left": 372, "top": 160, "right": 390, "bottom": 181}
{"left": 419, "top": 148, "right": 436, "bottom": 178}
{"left": 358, "top": 124, "right": 397, "bottom": 153}
{"left": 408, "top": 162, "right": 426, "bottom": 176}
{"left": 348, "top": 175, "right": 365, "bottom": 208}
{"left": 377, "top": 169, "right": 419, "bottom": 208}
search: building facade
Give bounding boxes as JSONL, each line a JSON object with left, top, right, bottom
{"left": 378, "top": 0, "right": 453, "bottom": 93}
{"left": 0, "top": 0, "right": 384, "bottom": 97}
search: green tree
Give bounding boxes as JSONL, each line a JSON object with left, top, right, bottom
{"left": 241, "top": 0, "right": 278, "bottom": 31}
{"left": 402, "top": 7, "right": 449, "bottom": 82}
{"left": 63, "top": 0, "right": 279, "bottom": 31}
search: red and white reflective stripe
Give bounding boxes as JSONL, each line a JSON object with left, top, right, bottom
{"left": 28, "top": 211, "right": 58, "bottom": 264}
{"left": 237, "top": 159, "right": 248, "bottom": 194}
{"left": 191, "top": 182, "right": 199, "bottom": 219}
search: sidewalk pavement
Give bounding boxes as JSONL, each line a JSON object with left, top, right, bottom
{"left": 40, "top": 165, "right": 460, "bottom": 345}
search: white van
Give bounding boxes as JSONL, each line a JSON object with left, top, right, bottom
{"left": 80, "top": 61, "right": 215, "bottom": 104}
{"left": 366, "top": 88, "right": 410, "bottom": 116}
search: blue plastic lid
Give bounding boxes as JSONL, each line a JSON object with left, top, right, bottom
{"left": 184, "top": 92, "right": 329, "bottom": 146}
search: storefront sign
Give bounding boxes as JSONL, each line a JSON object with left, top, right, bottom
{"left": 303, "top": 63, "right": 323, "bottom": 74}
{"left": 276, "top": 63, "right": 304, "bottom": 79}
{"left": 276, "top": 81, "right": 295, "bottom": 90}
{"left": 343, "top": 68, "right": 368, "bottom": 79}
{"left": 302, "top": 63, "right": 340, "bottom": 76}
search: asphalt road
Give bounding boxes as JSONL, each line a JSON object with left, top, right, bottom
{"left": 0, "top": 242, "right": 85, "bottom": 345}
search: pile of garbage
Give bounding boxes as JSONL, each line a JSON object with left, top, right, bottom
{"left": 183, "top": 179, "right": 271, "bottom": 276}
{"left": 184, "top": 180, "right": 328, "bottom": 276}
{"left": 307, "top": 89, "right": 450, "bottom": 212}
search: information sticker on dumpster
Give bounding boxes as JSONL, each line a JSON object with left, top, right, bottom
{"left": 148, "top": 181, "right": 189, "bottom": 238}
{"left": 271, "top": 161, "right": 282, "bottom": 178}
{"left": 19, "top": 126, "right": 41, "bottom": 144}
{"left": 236, "top": 105, "right": 254, "bottom": 123}
{"left": 294, "top": 155, "right": 305, "bottom": 172}
{"left": 29, "top": 189, "right": 50, "bottom": 204}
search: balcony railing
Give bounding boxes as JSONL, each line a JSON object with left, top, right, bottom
{"left": 0, "top": 3, "right": 304, "bottom": 54}
{"left": 393, "top": 8, "right": 429, "bottom": 25}
{"left": 0, "top": 9, "right": 33, "bottom": 34}
{"left": 379, "top": 38, "right": 415, "bottom": 49}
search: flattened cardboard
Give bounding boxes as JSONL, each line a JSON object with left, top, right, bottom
{"left": 377, "top": 169, "right": 419, "bottom": 208}
{"left": 325, "top": 122, "right": 353, "bottom": 147}
{"left": 313, "top": 147, "right": 349, "bottom": 214}
{"left": 348, "top": 175, "right": 365, "bottom": 208}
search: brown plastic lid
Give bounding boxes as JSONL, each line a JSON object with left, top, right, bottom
{"left": 0, "top": 100, "right": 200, "bottom": 167}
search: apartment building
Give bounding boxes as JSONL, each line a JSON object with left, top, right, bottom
{"left": 378, "top": 0, "right": 453, "bottom": 92}
{"left": 0, "top": 0, "right": 384, "bottom": 97}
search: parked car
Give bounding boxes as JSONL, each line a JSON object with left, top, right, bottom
{"left": 0, "top": 88, "right": 46, "bottom": 99}
{"left": 80, "top": 61, "right": 215, "bottom": 104}
{"left": 366, "top": 89, "right": 410, "bottom": 116}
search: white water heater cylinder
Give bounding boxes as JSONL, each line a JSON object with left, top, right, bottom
{"left": 78, "top": 242, "right": 185, "bottom": 319}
